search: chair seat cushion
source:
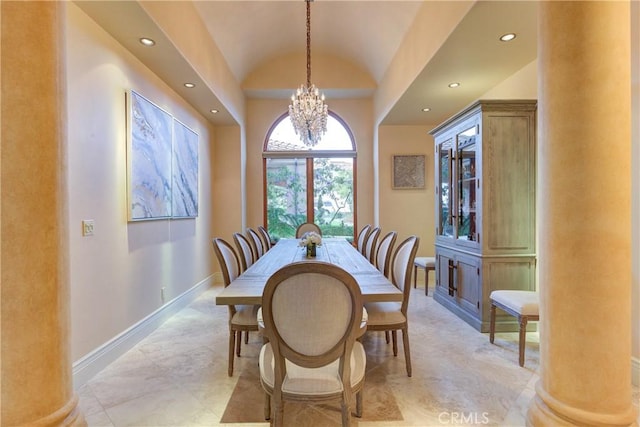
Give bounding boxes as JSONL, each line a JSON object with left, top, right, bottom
{"left": 259, "top": 341, "right": 366, "bottom": 396}
{"left": 232, "top": 304, "right": 260, "bottom": 326}
{"left": 490, "top": 291, "right": 539, "bottom": 316}
{"left": 363, "top": 302, "right": 406, "bottom": 325}
{"left": 414, "top": 257, "right": 436, "bottom": 269}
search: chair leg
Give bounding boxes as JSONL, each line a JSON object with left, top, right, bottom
{"left": 341, "top": 396, "right": 351, "bottom": 427}
{"left": 391, "top": 330, "right": 398, "bottom": 356}
{"left": 245, "top": 331, "right": 249, "bottom": 344}
{"left": 236, "top": 331, "right": 242, "bottom": 357}
{"left": 355, "top": 390, "right": 363, "bottom": 418}
{"left": 385, "top": 330, "right": 390, "bottom": 343}
{"left": 228, "top": 329, "right": 235, "bottom": 376}
{"left": 413, "top": 265, "right": 418, "bottom": 288}
{"left": 425, "top": 268, "right": 430, "bottom": 296}
{"left": 402, "top": 326, "right": 412, "bottom": 377}
{"left": 489, "top": 304, "right": 497, "bottom": 344}
{"left": 264, "top": 392, "right": 271, "bottom": 420}
{"left": 519, "top": 316, "right": 528, "bottom": 367}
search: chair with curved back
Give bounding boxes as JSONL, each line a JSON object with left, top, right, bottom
{"left": 247, "top": 228, "right": 265, "bottom": 260}
{"left": 375, "top": 231, "right": 397, "bottom": 279}
{"left": 364, "top": 235, "right": 419, "bottom": 376}
{"left": 259, "top": 261, "right": 366, "bottom": 427}
{"left": 364, "top": 226, "right": 381, "bottom": 263}
{"left": 233, "top": 232, "right": 256, "bottom": 272}
{"left": 211, "top": 237, "right": 260, "bottom": 376}
{"left": 295, "top": 222, "right": 322, "bottom": 238}
{"left": 257, "top": 225, "right": 273, "bottom": 251}
{"left": 356, "top": 224, "right": 372, "bottom": 255}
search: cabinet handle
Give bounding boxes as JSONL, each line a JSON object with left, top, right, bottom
{"left": 448, "top": 260, "right": 457, "bottom": 297}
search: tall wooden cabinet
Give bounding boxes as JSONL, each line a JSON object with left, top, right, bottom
{"left": 430, "top": 100, "right": 537, "bottom": 332}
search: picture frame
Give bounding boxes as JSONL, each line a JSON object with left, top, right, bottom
{"left": 127, "top": 90, "right": 199, "bottom": 220}
{"left": 392, "top": 154, "right": 426, "bottom": 189}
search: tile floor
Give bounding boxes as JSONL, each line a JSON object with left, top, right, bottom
{"left": 77, "top": 284, "right": 638, "bottom": 426}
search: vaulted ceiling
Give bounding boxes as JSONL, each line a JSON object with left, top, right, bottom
{"left": 76, "top": 1, "right": 537, "bottom": 127}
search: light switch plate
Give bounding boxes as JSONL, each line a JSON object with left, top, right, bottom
{"left": 82, "top": 220, "right": 95, "bottom": 236}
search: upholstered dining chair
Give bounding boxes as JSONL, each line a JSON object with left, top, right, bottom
{"left": 247, "top": 228, "right": 265, "bottom": 260}
{"left": 364, "top": 226, "right": 381, "bottom": 263}
{"left": 259, "top": 261, "right": 366, "bottom": 427}
{"left": 233, "top": 232, "right": 255, "bottom": 272}
{"left": 211, "top": 237, "right": 260, "bottom": 376}
{"left": 364, "top": 235, "right": 419, "bottom": 376}
{"left": 257, "top": 225, "right": 273, "bottom": 251}
{"left": 375, "top": 231, "right": 397, "bottom": 279}
{"left": 356, "top": 224, "right": 372, "bottom": 255}
{"left": 295, "top": 222, "right": 322, "bottom": 238}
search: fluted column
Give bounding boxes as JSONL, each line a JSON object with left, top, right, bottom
{"left": 528, "top": 2, "right": 637, "bottom": 426}
{"left": 1, "top": 2, "right": 85, "bottom": 425}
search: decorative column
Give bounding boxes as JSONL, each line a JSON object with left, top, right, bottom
{"left": 1, "top": 2, "right": 85, "bottom": 425}
{"left": 528, "top": 2, "right": 637, "bottom": 426}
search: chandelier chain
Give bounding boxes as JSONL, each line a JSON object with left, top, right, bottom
{"left": 306, "top": 0, "right": 311, "bottom": 87}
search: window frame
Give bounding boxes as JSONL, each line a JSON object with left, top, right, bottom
{"left": 262, "top": 112, "right": 359, "bottom": 240}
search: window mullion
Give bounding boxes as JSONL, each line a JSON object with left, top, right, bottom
{"left": 306, "top": 158, "right": 314, "bottom": 223}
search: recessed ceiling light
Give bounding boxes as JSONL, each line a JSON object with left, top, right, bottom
{"left": 500, "top": 33, "right": 516, "bottom": 42}
{"left": 422, "top": 107, "right": 431, "bottom": 112}
{"left": 210, "top": 109, "right": 219, "bottom": 114}
{"left": 139, "top": 37, "right": 155, "bottom": 46}
{"left": 184, "top": 83, "right": 195, "bottom": 88}
{"left": 448, "top": 82, "right": 460, "bottom": 88}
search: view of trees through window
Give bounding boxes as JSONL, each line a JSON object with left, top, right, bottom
{"left": 264, "top": 114, "right": 356, "bottom": 241}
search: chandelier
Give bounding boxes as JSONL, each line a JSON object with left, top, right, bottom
{"left": 289, "top": 0, "right": 328, "bottom": 148}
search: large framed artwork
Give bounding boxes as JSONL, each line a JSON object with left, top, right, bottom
{"left": 392, "top": 154, "right": 426, "bottom": 189}
{"left": 127, "top": 90, "right": 199, "bottom": 220}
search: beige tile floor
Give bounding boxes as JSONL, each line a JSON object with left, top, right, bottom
{"left": 77, "top": 284, "right": 638, "bottom": 426}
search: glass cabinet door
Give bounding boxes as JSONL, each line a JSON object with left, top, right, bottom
{"left": 438, "top": 139, "right": 454, "bottom": 238}
{"left": 456, "top": 126, "right": 478, "bottom": 242}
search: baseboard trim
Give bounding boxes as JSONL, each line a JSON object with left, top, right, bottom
{"left": 633, "top": 356, "right": 639, "bottom": 387}
{"left": 72, "top": 275, "right": 213, "bottom": 389}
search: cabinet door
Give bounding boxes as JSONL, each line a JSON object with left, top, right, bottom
{"left": 455, "top": 125, "right": 479, "bottom": 246}
{"left": 436, "top": 138, "right": 454, "bottom": 239}
{"left": 455, "top": 254, "right": 480, "bottom": 316}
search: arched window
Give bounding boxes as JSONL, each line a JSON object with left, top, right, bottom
{"left": 263, "top": 112, "right": 357, "bottom": 241}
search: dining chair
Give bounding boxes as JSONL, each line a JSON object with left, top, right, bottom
{"left": 257, "top": 225, "right": 273, "bottom": 251}
{"left": 232, "top": 232, "right": 255, "bottom": 272}
{"left": 259, "top": 261, "right": 366, "bottom": 427}
{"left": 356, "top": 224, "right": 372, "bottom": 254}
{"left": 375, "top": 231, "right": 397, "bottom": 279}
{"left": 211, "top": 237, "right": 260, "bottom": 376}
{"left": 295, "top": 222, "right": 322, "bottom": 238}
{"left": 247, "top": 228, "right": 265, "bottom": 259}
{"left": 364, "top": 226, "right": 381, "bottom": 263}
{"left": 364, "top": 235, "right": 419, "bottom": 376}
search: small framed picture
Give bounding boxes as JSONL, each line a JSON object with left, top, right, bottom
{"left": 392, "top": 154, "right": 426, "bottom": 189}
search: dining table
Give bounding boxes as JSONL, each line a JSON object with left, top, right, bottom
{"left": 215, "top": 237, "right": 402, "bottom": 306}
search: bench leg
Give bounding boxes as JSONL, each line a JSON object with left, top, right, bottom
{"left": 519, "top": 316, "right": 528, "bottom": 367}
{"left": 489, "top": 304, "right": 497, "bottom": 344}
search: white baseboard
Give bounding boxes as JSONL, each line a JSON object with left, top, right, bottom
{"left": 633, "top": 356, "right": 640, "bottom": 387}
{"left": 72, "top": 275, "right": 213, "bottom": 389}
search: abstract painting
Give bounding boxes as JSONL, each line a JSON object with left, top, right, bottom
{"left": 128, "top": 90, "right": 199, "bottom": 220}
{"left": 172, "top": 119, "right": 198, "bottom": 217}
{"left": 128, "top": 90, "right": 172, "bottom": 220}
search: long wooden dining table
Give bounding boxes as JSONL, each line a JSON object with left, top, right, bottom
{"left": 215, "top": 237, "right": 402, "bottom": 306}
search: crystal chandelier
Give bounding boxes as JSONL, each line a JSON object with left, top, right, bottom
{"left": 289, "top": 0, "right": 328, "bottom": 148}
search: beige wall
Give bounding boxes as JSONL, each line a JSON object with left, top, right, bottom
{"left": 631, "top": 0, "right": 640, "bottom": 380}
{"left": 378, "top": 126, "right": 436, "bottom": 257}
{"left": 67, "top": 4, "right": 216, "bottom": 361}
